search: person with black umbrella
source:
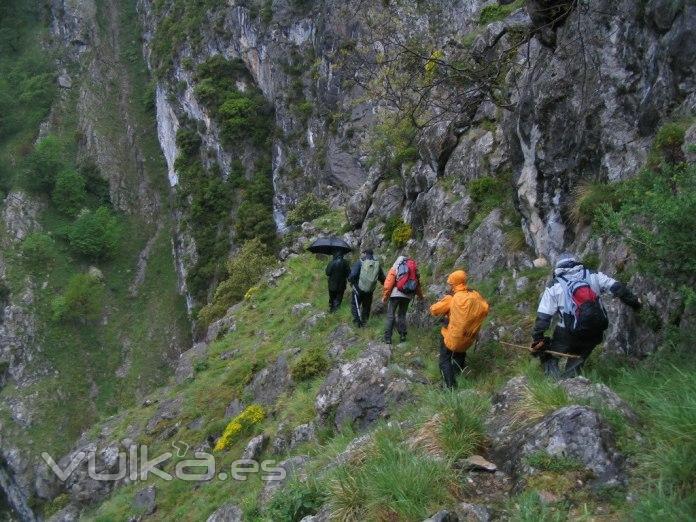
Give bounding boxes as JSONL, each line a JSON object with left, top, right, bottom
{"left": 325, "top": 249, "right": 351, "bottom": 312}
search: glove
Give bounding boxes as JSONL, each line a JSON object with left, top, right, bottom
{"left": 530, "top": 337, "right": 550, "bottom": 355}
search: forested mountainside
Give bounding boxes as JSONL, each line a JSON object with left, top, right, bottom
{"left": 0, "top": 0, "right": 694, "bottom": 520}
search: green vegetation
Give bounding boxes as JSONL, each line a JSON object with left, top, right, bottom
{"left": 287, "top": 194, "right": 331, "bottom": 227}
{"left": 266, "top": 479, "right": 325, "bottom": 521}
{"left": 598, "top": 162, "right": 696, "bottom": 290}
{"left": 479, "top": 0, "right": 525, "bottom": 25}
{"left": 67, "top": 206, "right": 122, "bottom": 261}
{"left": 197, "top": 238, "right": 276, "bottom": 326}
{"left": 51, "top": 272, "right": 105, "bottom": 322}
{"left": 52, "top": 169, "right": 87, "bottom": 216}
{"left": 291, "top": 344, "right": 330, "bottom": 381}
{"left": 569, "top": 180, "right": 620, "bottom": 226}
{"left": 468, "top": 175, "right": 509, "bottom": 211}
{"left": 194, "top": 56, "right": 273, "bottom": 148}
{"left": 391, "top": 220, "right": 413, "bottom": 247}
{"left": 23, "top": 135, "right": 69, "bottom": 193}
{"left": 21, "top": 232, "right": 57, "bottom": 267}
{"left": 367, "top": 113, "right": 419, "bottom": 175}
{"left": 648, "top": 120, "right": 689, "bottom": 168}
{"left": 525, "top": 452, "right": 584, "bottom": 473}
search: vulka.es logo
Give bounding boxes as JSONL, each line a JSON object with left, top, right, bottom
{"left": 41, "top": 444, "right": 286, "bottom": 483}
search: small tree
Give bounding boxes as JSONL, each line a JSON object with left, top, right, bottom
{"left": 287, "top": 194, "right": 330, "bottom": 226}
{"left": 67, "top": 206, "right": 121, "bottom": 261}
{"left": 52, "top": 169, "right": 87, "bottom": 216}
{"left": 25, "top": 135, "right": 66, "bottom": 193}
{"left": 51, "top": 273, "right": 105, "bottom": 322}
{"left": 21, "top": 232, "right": 57, "bottom": 267}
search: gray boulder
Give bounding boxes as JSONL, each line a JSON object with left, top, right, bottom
{"left": 455, "top": 503, "right": 491, "bottom": 522}
{"left": 206, "top": 503, "right": 243, "bottom": 522}
{"left": 133, "top": 485, "right": 156, "bottom": 515}
{"left": 242, "top": 434, "right": 269, "bottom": 461}
{"left": 245, "top": 354, "right": 293, "bottom": 406}
{"left": 174, "top": 343, "right": 208, "bottom": 384}
{"left": 315, "top": 342, "right": 410, "bottom": 430}
{"left": 259, "top": 455, "right": 310, "bottom": 505}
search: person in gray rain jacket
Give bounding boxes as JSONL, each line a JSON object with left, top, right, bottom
{"left": 531, "top": 252, "right": 642, "bottom": 379}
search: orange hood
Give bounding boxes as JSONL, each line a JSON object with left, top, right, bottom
{"left": 447, "top": 270, "right": 468, "bottom": 293}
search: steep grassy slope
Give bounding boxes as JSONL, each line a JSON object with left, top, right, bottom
{"left": 72, "top": 243, "right": 696, "bottom": 521}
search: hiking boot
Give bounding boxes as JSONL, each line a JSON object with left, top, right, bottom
{"left": 383, "top": 336, "right": 392, "bottom": 345}
{"left": 399, "top": 333, "right": 407, "bottom": 343}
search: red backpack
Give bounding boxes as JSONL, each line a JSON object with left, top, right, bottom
{"left": 396, "top": 258, "right": 418, "bottom": 295}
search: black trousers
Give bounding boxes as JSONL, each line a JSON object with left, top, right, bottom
{"left": 328, "top": 286, "right": 346, "bottom": 312}
{"left": 384, "top": 297, "right": 410, "bottom": 341}
{"left": 439, "top": 339, "right": 467, "bottom": 388}
{"left": 541, "top": 326, "right": 602, "bottom": 379}
{"left": 350, "top": 288, "right": 373, "bottom": 326}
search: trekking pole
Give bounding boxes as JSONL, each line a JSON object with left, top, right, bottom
{"left": 499, "top": 340, "right": 581, "bottom": 359}
{"left": 352, "top": 286, "right": 363, "bottom": 324}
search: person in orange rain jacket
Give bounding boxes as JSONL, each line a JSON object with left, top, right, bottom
{"left": 430, "top": 270, "right": 490, "bottom": 388}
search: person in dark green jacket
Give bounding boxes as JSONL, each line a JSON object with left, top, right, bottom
{"left": 325, "top": 251, "right": 351, "bottom": 312}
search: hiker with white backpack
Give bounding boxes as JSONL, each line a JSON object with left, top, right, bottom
{"left": 382, "top": 255, "right": 423, "bottom": 344}
{"left": 531, "top": 252, "right": 642, "bottom": 379}
{"left": 348, "top": 249, "right": 386, "bottom": 327}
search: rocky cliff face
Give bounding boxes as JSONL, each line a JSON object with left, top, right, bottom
{"left": 141, "top": 0, "right": 694, "bottom": 350}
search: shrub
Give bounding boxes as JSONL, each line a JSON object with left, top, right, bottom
{"left": 291, "top": 345, "right": 330, "bottom": 381}
{"left": 52, "top": 169, "right": 87, "bottom": 216}
{"left": 287, "top": 194, "right": 330, "bottom": 227}
{"left": 648, "top": 121, "right": 688, "bottom": 168}
{"left": 79, "top": 160, "right": 111, "bottom": 205}
{"left": 468, "top": 175, "right": 508, "bottom": 210}
{"left": 51, "top": 273, "right": 105, "bottom": 322}
{"left": 597, "top": 163, "right": 696, "bottom": 288}
{"left": 197, "top": 239, "right": 275, "bottom": 326}
{"left": 67, "top": 206, "right": 121, "bottom": 260}
{"left": 213, "top": 404, "right": 265, "bottom": 451}
{"left": 367, "top": 113, "right": 419, "bottom": 174}
{"left": 21, "top": 232, "right": 57, "bottom": 266}
{"left": 524, "top": 452, "right": 584, "bottom": 472}
{"left": 391, "top": 221, "right": 413, "bottom": 247}
{"left": 569, "top": 180, "right": 620, "bottom": 226}
{"left": 24, "top": 135, "right": 67, "bottom": 193}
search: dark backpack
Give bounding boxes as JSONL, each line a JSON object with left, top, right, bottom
{"left": 396, "top": 258, "right": 418, "bottom": 295}
{"left": 559, "top": 270, "right": 609, "bottom": 336}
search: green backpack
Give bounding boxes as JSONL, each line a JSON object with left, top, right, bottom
{"left": 358, "top": 259, "right": 380, "bottom": 292}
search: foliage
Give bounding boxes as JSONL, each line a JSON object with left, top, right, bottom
{"left": 648, "top": 121, "right": 688, "bottom": 168}
{"left": 213, "top": 404, "right": 265, "bottom": 451}
{"left": 265, "top": 479, "right": 326, "bottom": 521}
{"left": 51, "top": 273, "right": 105, "bottom": 322}
{"left": 235, "top": 164, "right": 277, "bottom": 246}
{"left": 21, "top": 232, "right": 57, "bottom": 267}
{"left": 52, "top": 169, "right": 87, "bottom": 216}
{"left": 367, "top": 113, "right": 419, "bottom": 174}
{"left": 468, "top": 175, "right": 509, "bottom": 211}
{"left": 569, "top": 180, "right": 620, "bottom": 226}
{"left": 67, "top": 206, "right": 122, "bottom": 261}
{"left": 597, "top": 162, "right": 696, "bottom": 288}
{"left": 24, "top": 135, "right": 68, "bottom": 193}
{"left": 507, "top": 491, "right": 566, "bottom": 522}
{"left": 197, "top": 239, "right": 275, "bottom": 326}
{"left": 291, "top": 345, "right": 330, "bottom": 381}
{"left": 287, "top": 194, "right": 330, "bottom": 227}
{"left": 479, "top": 0, "right": 525, "bottom": 25}
{"left": 391, "top": 221, "right": 413, "bottom": 247}
{"left": 194, "top": 56, "right": 273, "bottom": 147}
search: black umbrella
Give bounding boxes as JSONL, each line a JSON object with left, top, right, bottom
{"left": 307, "top": 236, "right": 352, "bottom": 256}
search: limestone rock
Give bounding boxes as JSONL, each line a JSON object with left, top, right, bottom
{"left": 133, "top": 485, "right": 156, "bottom": 515}
{"left": 290, "top": 422, "right": 317, "bottom": 449}
{"left": 259, "top": 455, "right": 310, "bottom": 505}
{"left": 206, "top": 503, "right": 243, "bottom": 522}
{"left": 245, "top": 354, "right": 292, "bottom": 406}
{"left": 242, "top": 434, "right": 268, "bottom": 461}
{"left": 315, "top": 342, "right": 410, "bottom": 430}
{"left": 559, "top": 377, "right": 638, "bottom": 423}
{"left": 424, "top": 510, "right": 458, "bottom": 522}
{"left": 174, "top": 343, "right": 208, "bottom": 384}
{"left": 455, "top": 503, "right": 491, "bottom": 522}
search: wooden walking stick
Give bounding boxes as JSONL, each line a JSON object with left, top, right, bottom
{"left": 499, "top": 340, "right": 582, "bottom": 359}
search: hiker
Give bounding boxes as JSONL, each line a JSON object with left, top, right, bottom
{"left": 382, "top": 255, "right": 423, "bottom": 344}
{"left": 348, "top": 248, "right": 386, "bottom": 327}
{"left": 531, "top": 252, "right": 642, "bottom": 379}
{"left": 430, "top": 270, "right": 490, "bottom": 388}
{"left": 325, "top": 250, "right": 351, "bottom": 312}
